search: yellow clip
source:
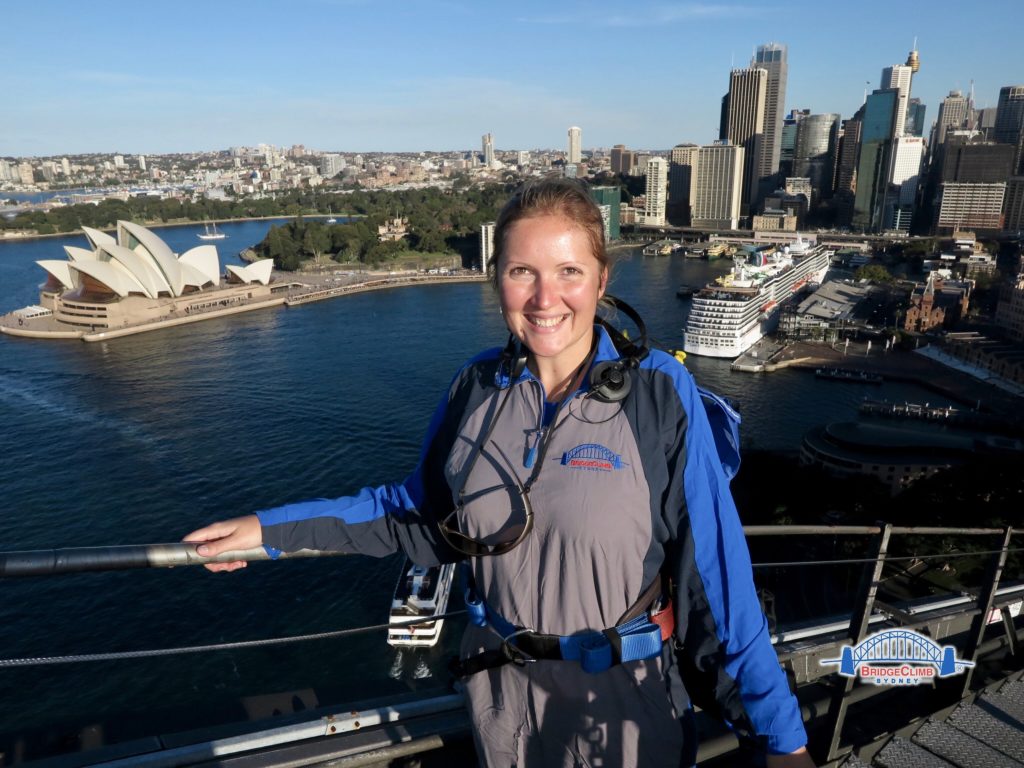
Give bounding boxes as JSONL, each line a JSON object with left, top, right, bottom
{"left": 673, "top": 350, "right": 687, "bottom": 364}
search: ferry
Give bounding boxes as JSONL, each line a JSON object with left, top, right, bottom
{"left": 682, "top": 240, "right": 831, "bottom": 358}
{"left": 386, "top": 559, "right": 456, "bottom": 648}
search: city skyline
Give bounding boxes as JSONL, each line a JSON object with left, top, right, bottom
{"left": 3, "top": 0, "right": 1023, "bottom": 157}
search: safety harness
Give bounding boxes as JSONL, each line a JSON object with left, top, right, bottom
{"left": 450, "top": 568, "right": 675, "bottom": 678}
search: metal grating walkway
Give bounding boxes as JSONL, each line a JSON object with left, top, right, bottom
{"left": 841, "top": 678, "right": 1024, "bottom": 767}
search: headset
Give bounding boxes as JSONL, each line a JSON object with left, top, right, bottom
{"left": 500, "top": 294, "right": 649, "bottom": 403}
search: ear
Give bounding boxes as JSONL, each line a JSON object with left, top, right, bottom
{"left": 598, "top": 267, "right": 608, "bottom": 298}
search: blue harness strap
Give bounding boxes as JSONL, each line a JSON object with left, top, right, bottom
{"left": 463, "top": 582, "right": 664, "bottom": 675}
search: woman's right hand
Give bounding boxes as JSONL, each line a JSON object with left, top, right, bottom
{"left": 183, "top": 515, "right": 263, "bottom": 572}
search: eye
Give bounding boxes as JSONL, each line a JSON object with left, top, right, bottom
{"left": 506, "top": 266, "right": 533, "bottom": 279}
{"left": 562, "top": 266, "right": 584, "bottom": 276}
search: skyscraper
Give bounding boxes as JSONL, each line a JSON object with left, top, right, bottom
{"left": 880, "top": 64, "right": 914, "bottom": 137}
{"left": 726, "top": 66, "right": 767, "bottom": 216}
{"left": 906, "top": 99, "right": 927, "bottom": 137}
{"left": 482, "top": 133, "right": 495, "bottom": 168}
{"left": 692, "top": 144, "right": 745, "bottom": 230}
{"left": 567, "top": 126, "right": 582, "bottom": 164}
{"left": 935, "top": 91, "right": 969, "bottom": 147}
{"left": 793, "top": 113, "right": 840, "bottom": 199}
{"left": 887, "top": 136, "right": 925, "bottom": 231}
{"left": 994, "top": 85, "right": 1024, "bottom": 174}
{"left": 668, "top": 144, "right": 700, "bottom": 225}
{"left": 853, "top": 89, "right": 900, "bottom": 232}
{"left": 753, "top": 42, "right": 788, "bottom": 185}
{"left": 610, "top": 145, "right": 634, "bottom": 175}
{"left": 644, "top": 157, "right": 668, "bottom": 226}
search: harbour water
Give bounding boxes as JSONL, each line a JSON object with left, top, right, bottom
{"left": 0, "top": 225, "right": 959, "bottom": 750}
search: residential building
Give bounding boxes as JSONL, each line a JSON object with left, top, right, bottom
{"left": 482, "top": 133, "right": 495, "bottom": 169}
{"left": 590, "top": 186, "right": 621, "bottom": 241}
{"left": 692, "top": 143, "right": 744, "bottom": 230}
{"left": 480, "top": 222, "right": 496, "bottom": 271}
{"left": 643, "top": 157, "right": 668, "bottom": 226}
{"left": 320, "top": 153, "right": 344, "bottom": 178}
{"left": 567, "top": 126, "right": 582, "bottom": 164}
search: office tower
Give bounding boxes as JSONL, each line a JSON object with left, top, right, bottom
{"left": 940, "top": 138, "right": 1015, "bottom": 184}
{"left": 753, "top": 42, "right": 788, "bottom": 184}
{"left": 935, "top": 91, "right": 970, "bottom": 147}
{"left": 1004, "top": 178, "right": 1024, "bottom": 234}
{"left": 887, "top": 136, "right": 925, "bottom": 231}
{"left": 881, "top": 64, "right": 914, "bottom": 137}
{"left": 567, "top": 126, "right": 582, "bottom": 164}
{"left": 644, "top": 157, "right": 668, "bottom": 226}
{"left": 589, "top": 186, "right": 621, "bottom": 240}
{"left": 793, "top": 113, "right": 840, "bottom": 200}
{"left": 610, "top": 144, "right": 634, "bottom": 175}
{"left": 719, "top": 93, "right": 730, "bottom": 142}
{"left": 726, "top": 66, "right": 767, "bottom": 215}
{"left": 668, "top": 144, "right": 700, "bottom": 225}
{"left": 780, "top": 109, "right": 809, "bottom": 178}
{"left": 936, "top": 183, "right": 1005, "bottom": 233}
{"left": 853, "top": 89, "right": 899, "bottom": 232}
{"left": 994, "top": 85, "right": 1024, "bottom": 173}
{"left": 480, "top": 222, "right": 496, "bottom": 271}
{"left": 977, "top": 107, "right": 998, "bottom": 139}
{"left": 482, "top": 133, "right": 495, "bottom": 168}
{"left": 692, "top": 143, "right": 745, "bottom": 230}
{"left": 138, "top": 155, "right": 146, "bottom": 172}
{"left": 835, "top": 116, "right": 863, "bottom": 199}
{"left": 906, "top": 99, "right": 927, "bottom": 137}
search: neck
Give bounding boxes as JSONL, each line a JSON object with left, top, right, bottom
{"left": 531, "top": 332, "right": 595, "bottom": 403}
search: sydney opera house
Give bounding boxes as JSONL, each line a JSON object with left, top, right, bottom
{"left": 0, "top": 221, "right": 278, "bottom": 341}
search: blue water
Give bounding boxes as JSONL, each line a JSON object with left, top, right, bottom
{"left": 0, "top": 229, "right": 958, "bottom": 749}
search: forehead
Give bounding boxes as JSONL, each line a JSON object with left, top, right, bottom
{"left": 502, "top": 215, "right": 597, "bottom": 260}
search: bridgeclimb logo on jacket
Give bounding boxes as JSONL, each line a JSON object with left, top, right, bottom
{"left": 560, "top": 444, "right": 626, "bottom": 472}
{"left": 821, "top": 628, "right": 973, "bottom": 686}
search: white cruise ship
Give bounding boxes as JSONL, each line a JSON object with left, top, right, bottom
{"left": 683, "top": 240, "right": 832, "bottom": 358}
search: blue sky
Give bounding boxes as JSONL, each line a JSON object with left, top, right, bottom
{"left": 3, "top": 0, "right": 1022, "bottom": 157}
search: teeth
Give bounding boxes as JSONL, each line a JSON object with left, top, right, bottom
{"left": 530, "top": 315, "right": 566, "bottom": 327}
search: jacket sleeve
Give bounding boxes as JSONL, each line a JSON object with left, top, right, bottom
{"left": 255, "top": 365, "right": 470, "bottom": 567}
{"left": 665, "top": 362, "right": 807, "bottom": 755}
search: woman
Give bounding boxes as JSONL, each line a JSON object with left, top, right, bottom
{"left": 186, "top": 178, "right": 815, "bottom": 767}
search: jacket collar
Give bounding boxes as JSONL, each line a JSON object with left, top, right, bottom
{"left": 494, "top": 325, "right": 622, "bottom": 390}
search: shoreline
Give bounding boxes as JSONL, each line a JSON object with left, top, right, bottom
{"left": 0, "top": 273, "right": 486, "bottom": 342}
{"left": 0, "top": 214, "right": 366, "bottom": 244}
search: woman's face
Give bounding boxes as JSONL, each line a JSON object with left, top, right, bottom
{"left": 498, "top": 214, "right": 607, "bottom": 372}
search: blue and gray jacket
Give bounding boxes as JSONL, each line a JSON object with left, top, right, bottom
{"left": 258, "top": 326, "right": 806, "bottom": 766}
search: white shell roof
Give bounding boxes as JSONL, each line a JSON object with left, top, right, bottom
{"left": 179, "top": 246, "right": 220, "bottom": 285}
{"left": 40, "top": 221, "right": 226, "bottom": 300}
{"left": 68, "top": 260, "right": 144, "bottom": 298}
{"left": 100, "top": 244, "right": 170, "bottom": 299}
{"left": 37, "top": 260, "right": 76, "bottom": 290}
{"left": 81, "top": 226, "right": 117, "bottom": 251}
{"left": 64, "top": 245, "right": 99, "bottom": 262}
{"left": 225, "top": 259, "right": 273, "bottom": 286}
{"left": 119, "top": 221, "right": 184, "bottom": 296}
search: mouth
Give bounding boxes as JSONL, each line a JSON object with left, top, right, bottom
{"left": 526, "top": 313, "right": 570, "bottom": 329}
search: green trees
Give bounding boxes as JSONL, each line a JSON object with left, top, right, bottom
{"left": 855, "top": 264, "right": 894, "bottom": 283}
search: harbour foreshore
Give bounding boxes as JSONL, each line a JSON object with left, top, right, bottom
{"left": 0, "top": 272, "right": 486, "bottom": 342}
{"left": 732, "top": 338, "right": 1022, "bottom": 417}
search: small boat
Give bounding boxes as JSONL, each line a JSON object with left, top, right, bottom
{"left": 326, "top": 208, "right": 337, "bottom": 224}
{"left": 386, "top": 559, "right": 457, "bottom": 648}
{"left": 198, "top": 222, "right": 227, "bottom": 241}
{"left": 815, "top": 367, "right": 883, "bottom": 384}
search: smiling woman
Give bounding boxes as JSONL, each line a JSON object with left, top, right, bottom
{"left": 184, "top": 178, "right": 814, "bottom": 768}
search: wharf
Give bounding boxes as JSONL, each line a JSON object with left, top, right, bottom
{"left": 732, "top": 339, "right": 1022, "bottom": 417}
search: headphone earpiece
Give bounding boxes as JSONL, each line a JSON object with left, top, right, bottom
{"left": 588, "top": 360, "right": 632, "bottom": 403}
{"left": 501, "top": 335, "right": 529, "bottom": 382}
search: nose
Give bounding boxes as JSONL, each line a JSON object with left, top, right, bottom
{"left": 532, "top": 274, "right": 557, "bottom": 309}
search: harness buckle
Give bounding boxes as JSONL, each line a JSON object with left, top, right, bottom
{"left": 501, "top": 627, "right": 538, "bottom": 666}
